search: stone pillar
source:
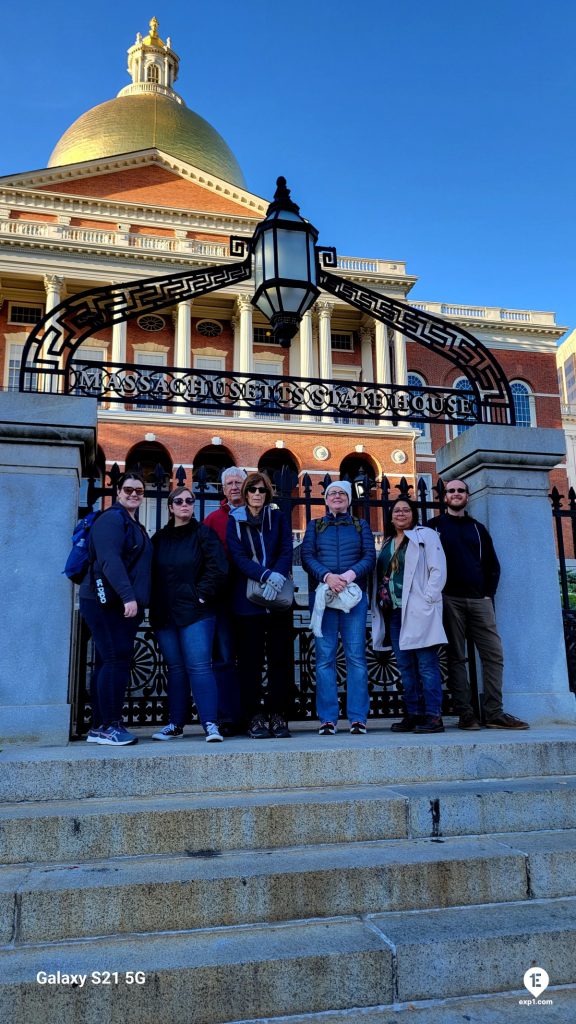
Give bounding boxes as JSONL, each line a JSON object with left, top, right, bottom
{"left": 360, "top": 324, "right": 374, "bottom": 382}
{"left": 232, "top": 316, "right": 240, "bottom": 373}
{"left": 111, "top": 320, "right": 127, "bottom": 364}
{"left": 174, "top": 299, "right": 192, "bottom": 416}
{"left": 374, "top": 321, "right": 391, "bottom": 384}
{"left": 235, "top": 296, "right": 253, "bottom": 419}
{"left": 0, "top": 393, "right": 97, "bottom": 745}
{"left": 43, "top": 274, "right": 65, "bottom": 389}
{"left": 317, "top": 301, "right": 333, "bottom": 381}
{"left": 393, "top": 330, "right": 408, "bottom": 385}
{"left": 297, "top": 310, "right": 314, "bottom": 421}
{"left": 436, "top": 424, "right": 576, "bottom": 725}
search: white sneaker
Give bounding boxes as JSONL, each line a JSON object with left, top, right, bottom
{"left": 152, "top": 724, "right": 184, "bottom": 741}
{"left": 205, "top": 722, "right": 223, "bottom": 743}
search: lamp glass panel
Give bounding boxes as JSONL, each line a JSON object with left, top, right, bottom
{"left": 276, "top": 229, "right": 308, "bottom": 280}
{"left": 263, "top": 231, "right": 276, "bottom": 279}
{"left": 308, "top": 238, "right": 317, "bottom": 281}
{"left": 279, "top": 286, "right": 307, "bottom": 313}
{"left": 254, "top": 291, "right": 275, "bottom": 320}
{"left": 254, "top": 239, "right": 263, "bottom": 288}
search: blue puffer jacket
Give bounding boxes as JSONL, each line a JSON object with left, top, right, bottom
{"left": 301, "top": 512, "right": 376, "bottom": 607}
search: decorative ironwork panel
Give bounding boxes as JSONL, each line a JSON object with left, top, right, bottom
{"left": 318, "top": 261, "right": 515, "bottom": 425}
{"left": 68, "top": 359, "right": 480, "bottom": 426}
{"left": 19, "top": 258, "right": 252, "bottom": 393}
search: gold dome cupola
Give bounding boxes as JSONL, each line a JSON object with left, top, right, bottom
{"left": 118, "top": 17, "right": 184, "bottom": 106}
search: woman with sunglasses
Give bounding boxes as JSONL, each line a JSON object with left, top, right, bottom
{"left": 79, "top": 472, "right": 153, "bottom": 746}
{"left": 149, "top": 486, "right": 228, "bottom": 742}
{"left": 226, "top": 472, "right": 293, "bottom": 739}
{"left": 371, "top": 497, "right": 447, "bottom": 734}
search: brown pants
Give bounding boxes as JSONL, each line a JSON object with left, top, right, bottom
{"left": 442, "top": 595, "right": 504, "bottom": 719}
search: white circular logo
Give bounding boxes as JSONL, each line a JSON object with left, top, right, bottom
{"left": 313, "top": 445, "right": 330, "bottom": 462}
{"left": 391, "top": 449, "right": 407, "bottom": 465}
{"left": 523, "top": 967, "right": 550, "bottom": 997}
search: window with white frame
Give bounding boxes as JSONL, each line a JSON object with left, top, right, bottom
{"left": 331, "top": 332, "right": 354, "bottom": 351}
{"left": 194, "top": 355, "right": 226, "bottom": 415}
{"left": 254, "top": 358, "right": 283, "bottom": 418}
{"left": 71, "top": 345, "right": 107, "bottom": 396}
{"left": 253, "top": 326, "right": 279, "bottom": 345}
{"left": 510, "top": 380, "right": 536, "bottom": 428}
{"left": 453, "top": 376, "right": 477, "bottom": 436}
{"left": 6, "top": 343, "right": 24, "bottom": 390}
{"left": 408, "top": 372, "right": 431, "bottom": 450}
{"left": 8, "top": 303, "right": 44, "bottom": 325}
{"left": 134, "top": 350, "right": 168, "bottom": 412}
{"left": 332, "top": 366, "right": 360, "bottom": 424}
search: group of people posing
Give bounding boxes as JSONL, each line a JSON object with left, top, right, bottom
{"left": 79, "top": 467, "right": 528, "bottom": 746}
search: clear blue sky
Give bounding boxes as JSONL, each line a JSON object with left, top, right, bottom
{"left": 2, "top": 0, "right": 575, "bottom": 336}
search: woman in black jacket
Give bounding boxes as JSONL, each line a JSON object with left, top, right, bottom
{"left": 79, "top": 471, "right": 153, "bottom": 746}
{"left": 150, "top": 486, "right": 228, "bottom": 742}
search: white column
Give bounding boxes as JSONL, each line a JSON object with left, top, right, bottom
{"left": 394, "top": 330, "right": 408, "bottom": 386}
{"left": 235, "top": 295, "right": 253, "bottom": 418}
{"left": 232, "top": 316, "right": 240, "bottom": 372}
{"left": 174, "top": 299, "right": 192, "bottom": 416}
{"left": 299, "top": 310, "right": 314, "bottom": 379}
{"left": 317, "top": 301, "right": 333, "bottom": 381}
{"left": 360, "top": 324, "right": 374, "bottom": 382}
{"left": 374, "top": 321, "right": 391, "bottom": 384}
{"left": 111, "top": 320, "right": 127, "bottom": 364}
{"left": 43, "top": 274, "right": 65, "bottom": 390}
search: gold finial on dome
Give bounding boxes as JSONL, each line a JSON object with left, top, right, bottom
{"left": 143, "top": 16, "right": 165, "bottom": 47}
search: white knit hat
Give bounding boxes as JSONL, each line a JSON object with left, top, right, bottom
{"left": 324, "top": 479, "right": 352, "bottom": 503}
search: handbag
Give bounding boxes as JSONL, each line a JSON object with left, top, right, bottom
{"left": 377, "top": 575, "right": 393, "bottom": 612}
{"left": 245, "top": 527, "right": 294, "bottom": 610}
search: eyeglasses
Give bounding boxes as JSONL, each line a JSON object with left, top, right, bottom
{"left": 327, "top": 491, "right": 347, "bottom": 498}
{"left": 247, "top": 486, "right": 267, "bottom": 494}
{"left": 121, "top": 486, "right": 144, "bottom": 496}
{"left": 446, "top": 488, "right": 467, "bottom": 494}
{"left": 172, "top": 497, "right": 194, "bottom": 506}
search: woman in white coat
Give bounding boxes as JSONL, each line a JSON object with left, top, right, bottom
{"left": 372, "top": 498, "right": 447, "bottom": 734}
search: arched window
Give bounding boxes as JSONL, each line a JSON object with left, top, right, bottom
{"left": 510, "top": 380, "right": 536, "bottom": 428}
{"left": 125, "top": 441, "right": 173, "bottom": 534}
{"left": 408, "top": 372, "right": 431, "bottom": 449}
{"left": 146, "top": 63, "right": 160, "bottom": 83}
{"left": 193, "top": 445, "right": 235, "bottom": 519}
{"left": 258, "top": 449, "right": 299, "bottom": 493}
{"left": 453, "top": 377, "right": 477, "bottom": 437}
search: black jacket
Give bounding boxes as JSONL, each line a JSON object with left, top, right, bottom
{"left": 428, "top": 512, "right": 500, "bottom": 599}
{"left": 79, "top": 503, "right": 152, "bottom": 608}
{"left": 150, "top": 519, "right": 228, "bottom": 628}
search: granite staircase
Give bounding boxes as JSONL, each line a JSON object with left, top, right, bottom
{"left": 0, "top": 728, "right": 575, "bottom": 1023}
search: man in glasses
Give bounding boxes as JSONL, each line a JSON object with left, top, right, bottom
{"left": 205, "top": 467, "right": 247, "bottom": 734}
{"left": 430, "top": 480, "right": 528, "bottom": 731}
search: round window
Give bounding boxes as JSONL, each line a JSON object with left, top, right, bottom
{"left": 197, "top": 320, "right": 223, "bottom": 338}
{"left": 138, "top": 314, "right": 166, "bottom": 332}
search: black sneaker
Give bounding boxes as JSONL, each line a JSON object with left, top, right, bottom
{"left": 152, "top": 723, "right": 184, "bottom": 741}
{"left": 458, "top": 712, "right": 481, "bottom": 731}
{"left": 390, "top": 715, "right": 420, "bottom": 733}
{"left": 414, "top": 715, "right": 445, "bottom": 734}
{"left": 318, "top": 722, "right": 336, "bottom": 735}
{"left": 270, "top": 714, "right": 291, "bottom": 738}
{"left": 247, "top": 714, "right": 271, "bottom": 739}
{"left": 350, "top": 721, "right": 367, "bottom": 735}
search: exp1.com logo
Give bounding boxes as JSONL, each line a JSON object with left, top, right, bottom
{"left": 519, "top": 968, "right": 553, "bottom": 1006}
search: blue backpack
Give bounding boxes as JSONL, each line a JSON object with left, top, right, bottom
{"left": 63, "top": 507, "right": 126, "bottom": 584}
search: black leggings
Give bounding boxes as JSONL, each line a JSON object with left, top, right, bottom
{"left": 234, "top": 611, "right": 294, "bottom": 720}
{"left": 80, "top": 598, "right": 141, "bottom": 727}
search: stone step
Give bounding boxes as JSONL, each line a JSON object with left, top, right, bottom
{"left": 2, "top": 832, "right": 575, "bottom": 944}
{"left": 1, "top": 730, "right": 575, "bottom": 802}
{"left": 1, "top": 775, "right": 575, "bottom": 866}
{"left": 1, "top": 899, "right": 575, "bottom": 1024}
{"left": 229, "top": 988, "right": 576, "bottom": 1024}
{"left": 0, "top": 831, "right": 545, "bottom": 942}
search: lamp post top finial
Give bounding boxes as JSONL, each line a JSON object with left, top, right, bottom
{"left": 268, "top": 176, "right": 300, "bottom": 216}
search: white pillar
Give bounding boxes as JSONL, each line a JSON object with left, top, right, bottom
{"left": 174, "top": 299, "right": 192, "bottom": 416}
{"left": 317, "top": 301, "right": 333, "bottom": 381}
{"left": 394, "top": 329, "right": 408, "bottom": 385}
{"left": 235, "top": 295, "right": 253, "bottom": 418}
{"left": 374, "top": 321, "right": 391, "bottom": 384}
{"left": 111, "top": 320, "right": 127, "bottom": 364}
{"left": 43, "top": 274, "right": 65, "bottom": 390}
{"left": 299, "top": 310, "right": 314, "bottom": 379}
{"left": 360, "top": 324, "right": 374, "bottom": 382}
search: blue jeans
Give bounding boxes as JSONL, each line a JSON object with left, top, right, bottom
{"left": 156, "top": 617, "right": 218, "bottom": 729}
{"left": 389, "top": 608, "right": 443, "bottom": 717}
{"left": 315, "top": 592, "right": 369, "bottom": 725}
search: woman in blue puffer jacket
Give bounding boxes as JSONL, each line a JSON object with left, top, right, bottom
{"left": 301, "top": 480, "right": 376, "bottom": 735}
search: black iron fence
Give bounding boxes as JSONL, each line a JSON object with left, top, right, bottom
{"left": 70, "top": 466, "right": 472, "bottom": 737}
{"left": 550, "top": 486, "right": 576, "bottom": 695}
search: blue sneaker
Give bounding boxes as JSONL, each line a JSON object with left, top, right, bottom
{"left": 96, "top": 723, "right": 138, "bottom": 746}
{"left": 86, "top": 726, "right": 105, "bottom": 743}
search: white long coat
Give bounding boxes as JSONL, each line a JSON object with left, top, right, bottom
{"left": 371, "top": 525, "right": 447, "bottom": 651}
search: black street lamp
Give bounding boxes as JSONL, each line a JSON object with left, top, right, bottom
{"left": 251, "top": 176, "right": 320, "bottom": 348}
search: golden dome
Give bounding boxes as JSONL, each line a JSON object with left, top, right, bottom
{"left": 48, "top": 93, "right": 246, "bottom": 188}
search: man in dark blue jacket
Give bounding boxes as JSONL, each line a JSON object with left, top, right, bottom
{"left": 430, "top": 479, "right": 528, "bottom": 730}
{"left": 302, "top": 480, "right": 376, "bottom": 734}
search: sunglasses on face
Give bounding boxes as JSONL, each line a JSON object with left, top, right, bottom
{"left": 122, "top": 486, "right": 144, "bottom": 496}
{"left": 446, "top": 488, "right": 467, "bottom": 494}
{"left": 172, "top": 497, "right": 194, "bottom": 506}
{"left": 247, "top": 486, "right": 267, "bottom": 494}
